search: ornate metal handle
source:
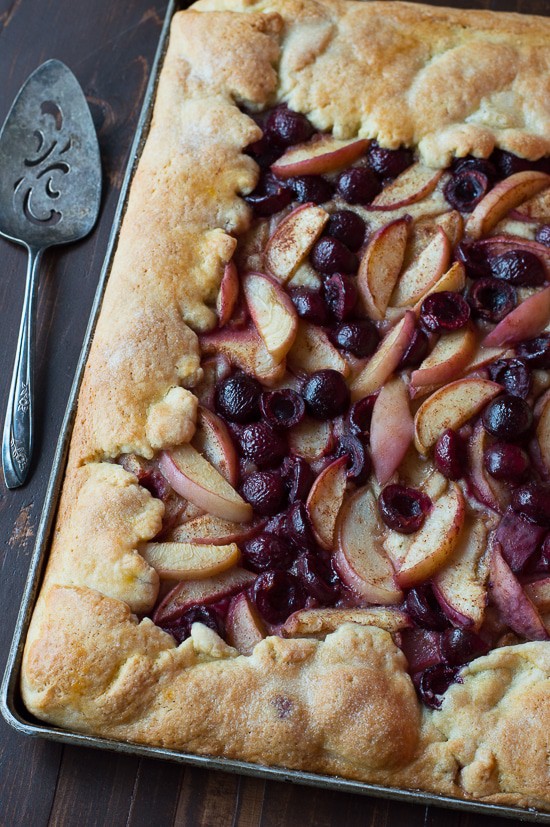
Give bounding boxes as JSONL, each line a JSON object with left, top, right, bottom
{"left": 2, "top": 247, "right": 42, "bottom": 488}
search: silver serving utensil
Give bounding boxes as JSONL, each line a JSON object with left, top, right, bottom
{"left": 0, "top": 60, "right": 101, "bottom": 488}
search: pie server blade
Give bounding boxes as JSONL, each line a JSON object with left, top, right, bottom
{"left": 0, "top": 59, "right": 102, "bottom": 488}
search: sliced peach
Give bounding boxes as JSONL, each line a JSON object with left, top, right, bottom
{"left": 537, "top": 395, "right": 550, "bottom": 473}
{"left": 216, "top": 261, "right": 239, "bottom": 328}
{"left": 200, "top": 325, "right": 286, "bottom": 386}
{"left": 511, "top": 186, "right": 550, "bottom": 223}
{"left": 192, "top": 407, "right": 239, "bottom": 487}
{"left": 289, "top": 417, "right": 333, "bottom": 461}
{"left": 524, "top": 578, "right": 550, "bottom": 613}
{"left": 413, "top": 378, "right": 502, "bottom": 454}
{"left": 288, "top": 320, "right": 349, "bottom": 376}
{"left": 411, "top": 261, "right": 466, "bottom": 316}
{"left": 357, "top": 217, "right": 410, "bottom": 320}
{"left": 489, "top": 542, "right": 549, "bottom": 641}
{"left": 243, "top": 271, "right": 298, "bottom": 362}
{"left": 142, "top": 541, "right": 240, "bottom": 580}
{"left": 466, "top": 170, "right": 550, "bottom": 239}
{"left": 306, "top": 456, "right": 348, "bottom": 550}
{"left": 154, "top": 567, "right": 256, "bottom": 626}
{"left": 171, "top": 514, "right": 264, "bottom": 546}
{"left": 350, "top": 311, "right": 415, "bottom": 401}
{"left": 281, "top": 607, "right": 411, "bottom": 638}
{"left": 411, "top": 325, "right": 477, "bottom": 388}
{"left": 226, "top": 592, "right": 266, "bottom": 655}
{"left": 271, "top": 136, "right": 369, "bottom": 179}
{"left": 264, "top": 203, "right": 329, "bottom": 283}
{"left": 482, "top": 286, "right": 550, "bottom": 348}
{"left": 370, "top": 376, "right": 413, "bottom": 485}
{"left": 159, "top": 445, "right": 252, "bottom": 523}
{"left": 467, "top": 420, "right": 510, "bottom": 514}
{"left": 369, "top": 163, "right": 443, "bottom": 210}
{"left": 461, "top": 343, "right": 508, "bottom": 375}
{"left": 391, "top": 228, "right": 451, "bottom": 308}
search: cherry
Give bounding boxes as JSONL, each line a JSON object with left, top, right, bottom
{"left": 302, "top": 370, "right": 350, "bottom": 420}
{"left": 311, "top": 237, "right": 358, "bottom": 275}
{"left": 162, "top": 605, "right": 225, "bottom": 644}
{"left": 245, "top": 172, "right": 293, "bottom": 217}
{"left": 420, "top": 291, "right": 471, "bottom": 332}
{"left": 289, "top": 287, "right": 329, "bottom": 325}
{"left": 417, "top": 664, "right": 461, "bottom": 709}
{"left": 323, "top": 273, "right": 358, "bottom": 321}
{"left": 261, "top": 389, "right": 305, "bottom": 429}
{"left": 292, "top": 552, "right": 339, "bottom": 603}
{"left": 491, "top": 148, "right": 533, "bottom": 178}
{"left": 406, "top": 584, "right": 450, "bottom": 631}
{"left": 535, "top": 225, "right": 550, "bottom": 247}
{"left": 215, "top": 373, "right": 262, "bottom": 423}
{"left": 367, "top": 142, "right": 413, "bottom": 178}
{"left": 265, "top": 105, "right": 314, "bottom": 148}
{"left": 326, "top": 210, "right": 366, "bottom": 252}
{"left": 488, "top": 358, "right": 531, "bottom": 398}
{"left": 241, "top": 470, "right": 286, "bottom": 515}
{"left": 444, "top": 170, "right": 489, "bottom": 212}
{"left": 252, "top": 570, "right": 307, "bottom": 624}
{"left": 331, "top": 319, "right": 379, "bottom": 357}
{"left": 347, "top": 395, "right": 377, "bottom": 435}
{"left": 441, "top": 628, "right": 489, "bottom": 666}
{"left": 511, "top": 483, "right": 550, "bottom": 527}
{"left": 455, "top": 241, "right": 491, "bottom": 279}
{"left": 515, "top": 334, "right": 550, "bottom": 369}
{"left": 238, "top": 422, "right": 287, "bottom": 467}
{"left": 286, "top": 501, "right": 317, "bottom": 550}
{"left": 335, "top": 434, "right": 371, "bottom": 484}
{"left": 482, "top": 394, "right": 533, "bottom": 441}
{"left": 467, "top": 277, "right": 516, "bottom": 323}
{"left": 483, "top": 442, "right": 529, "bottom": 482}
{"left": 453, "top": 156, "right": 497, "bottom": 181}
{"left": 378, "top": 485, "right": 432, "bottom": 534}
{"left": 336, "top": 167, "right": 381, "bottom": 205}
{"left": 281, "top": 456, "right": 315, "bottom": 503}
{"left": 488, "top": 250, "right": 546, "bottom": 287}
{"left": 398, "top": 327, "right": 430, "bottom": 369}
{"left": 242, "top": 533, "right": 295, "bottom": 572}
{"left": 434, "top": 429, "right": 465, "bottom": 480}
{"left": 288, "top": 175, "right": 333, "bottom": 204}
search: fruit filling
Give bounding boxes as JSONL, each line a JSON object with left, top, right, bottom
{"left": 122, "top": 105, "right": 550, "bottom": 710}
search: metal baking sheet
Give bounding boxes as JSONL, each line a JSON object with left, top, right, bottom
{"left": 2, "top": 1, "right": 549, "bottom": 821}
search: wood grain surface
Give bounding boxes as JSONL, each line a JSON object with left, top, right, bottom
{"left": 0, "top": 1, "right": 546, "bottom": 825}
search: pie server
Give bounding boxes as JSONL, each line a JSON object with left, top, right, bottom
{"left": 0, "top": 60, "right": 102, "bottom": 489}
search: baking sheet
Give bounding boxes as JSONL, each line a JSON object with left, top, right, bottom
{"left": 1, "top": 1, "right": 549, "bottom": 821}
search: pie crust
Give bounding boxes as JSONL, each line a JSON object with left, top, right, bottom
{"left": 21, "top": 0, "right": 550, "bottom": 813}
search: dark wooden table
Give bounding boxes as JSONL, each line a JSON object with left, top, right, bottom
{"left": 0, "top": 0, "right": 546, "bottom": 824}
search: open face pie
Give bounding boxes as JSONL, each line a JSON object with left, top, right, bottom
{"left": 20, "top": 0, "right": 550, "bottom": 815}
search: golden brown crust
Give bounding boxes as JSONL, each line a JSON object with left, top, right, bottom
{"left": 21, "top": 0, "right": 550, "bottom": 814}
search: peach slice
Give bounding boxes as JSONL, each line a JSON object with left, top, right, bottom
{"left": 160, "top": 445, "right": 252, "bottom": 523}
{"left": 369, "top": 163, "right": 443, "bottom": 210}
{"left": 226, "top": 592, "right": 266, "bottom": 655}
{"left": 467, "top": 420, "right": 510, "bottom": 514}
{"left": 357, "top": 217, "right": 410, "bottom": 321}
{"left": 411, "top": 261, "right": 466, "bottom": 316}
{"left": 410, "top": 325, "right": 477, "bottom": 388}
{"left": 489, "top": 542, "right": 549, "bottom": 641}
{"left": 370, "top": 376, "right": 413, "bottom": 485}
{"left": 537, "top": 395, "right": 550, "bottom": 473}
{"left": 216, "top": 261, "right": 239, "bottom": 328}
{"left": 466, "top": 170, "right": 550, "bottom": 239}
{"left": 461, "top": 343, "right": 508, "bottom": 375}
{"left": 306, "top": 456, "right": 348, "bottom": 550}
{"left": 334, "top": 487, "right": 402, "bottom": 605}
{"left": 413, "top": 378, "right": 502, "bottom": 454}
{"left": 432, "top": 517, "right": 488, "bottom": 630}
{"left": 171, "top": 514, "right": 264, "bottom": 546}
{"left": 192, "top": 407, "right": 239, "bottom": 487}
{"left": 281, "top": 607, "right": 411, "bottom": 638}
{"left": 154, "top": 566, "right": 256, "bottom": 625}
{"left": 243, "top": 271, "right": 298, "bottom": 362}
{"left": 142, "top": 541, "right": 240, "bottom": 580}
{"left": 482, "top": 285, "right": 550, "bottom": 348}
{"left": 524, "top": 578, "right": 550, "bottom": 613}
{"left": 289, "top": 416, "right": 333, "bottom": 461}
{"left": 288, "top": 320, "right": 349, "bottom": 376}
{"left": 511, "top": 186, "right": 550, "bottom": 222}
{"left": 271, "top": 136, "right": 369, "bottom": 179}
{"left": 264, "top": 203, "right": 329, "bottom": 283}
{"left": 396, "top": 483, "right": 465, "bottom": 588}
{"left": 350, "top": 311, "right": 415, "bottom": 401}
{"left": 391, "top": 228, "right": 451, "bottom": 308}
{"left": 200, "top": 325, "right": 286, "bottom": 386}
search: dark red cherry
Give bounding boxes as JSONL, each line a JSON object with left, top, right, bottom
{"left": 434, "top": 429, "right": 465, "bottom": 480}
{"left": 467, "top": 277, "right": 516, "bottom": 323}
{"left": 535, "top": 225, "right": 550, "bottom": 247}
{"left": 162, "top": 605, "right": 225, "bottom": 644}
{"left": 441, "top": 628, "right": 489, "bottom": 666}
{"left": 323, "top": 273, "right": 358, "bottom": 321}
{"left": 418, "top": 664, "right": 461, "bottom": 709}
{"left": 398, "top": 327, "right": 430, "bottom": 369}
{"left": 511, "top": 483, "right": 550, "bottom": 527}
{"left": 302, "top": 369, "right": 350, "bottom": 420}
{"left": 367, "top": 142, "right": 413, "bottom": 178}
{"left": 482, "top": 394, "right": 533, "bottom": 441}
{"left": 311, "top": 236, "right": 358, "bottom": 275}
{"left": 335, "top": 434, "right": 371, "bottom": 484}
{"left": 242, "top": 533, "right": 295, "bottom": 572}
{"left": 238, "top": 422, "right": 287, "bottom": 467}
{"left": 281, "top": 456, "right": 315, "bottom": 503}
{"left": 292, "top": 552, "right": 339, "bottom": 603}
{"left": 336, "top": 167, "right": 381, "bottom": 205}
{"left": 288, "top": 175, "right": 333, "bottom": 204}
{"left": 455, "top": 241, "right": 491, "bottom": 279}
{"left": 327, "top": 210, "right": 366, "bottom": 252}
{"left": 331, "top": 320, "right": 379, "bottom": 357}
{"left": 261, "top": 389, "right": 305, "bottom": 429}
{"left": 491, "top": 149, "right": 533, "bottom": 178}
{"left": 444, "top": 170, "right": 489, "bottom": 212}
{"left": 241, "top": 470, "right": 286, "bottom": 515}
{"left": 453, "top": 156, "right": 497, "bottom": 181}
{"left": 488, "top": 358, "right": 531, "bottom": 399}
{"left": 488, "top": 250, "right": 546, "bottom": 287}
{"left": 289, "top": 287, "right": 329, "bottom": 325}
{"left": 286, "top": 501, "right": 317, "bottom": 550}
{"left": 215, "top": 373, "right": 262, "bottom": 423}
{"left": 420, "top": 291, "right": 471, "bottom": 332}
{"left": 347, "top": 395, "right": 377, "bottom": 435}
{"left": 515, "top": 334, "right": 550, "bottom": 369}
{"left": 406, "top": 584, "right": 450, "bottom": 631}
{"left": 378, "top": 485, "right": 432, "bottom": 534}
{"left": 483, "top": 442, "right": 529, "bottom": 482}
{"left": 265, "top": 105, "right": 314, "bottom": 148}
{"left": 244, "top": 172, "right": 292, "bottom": 217}
{"left": 252, "top": 570, "right": 306, "bottom": 624}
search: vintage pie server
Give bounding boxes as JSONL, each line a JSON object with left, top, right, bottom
{"left": 0, "top": 60, "right": 101, "bottom": 488}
